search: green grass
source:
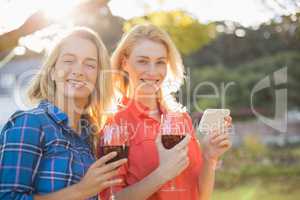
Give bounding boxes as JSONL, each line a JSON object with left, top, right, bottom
{"left": 212, "top": 179, "right": 300, "bottom": 200}
{"left": 211, "top": 144, "right": 300, "bottom": 200}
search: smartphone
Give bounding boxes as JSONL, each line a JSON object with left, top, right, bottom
{"left": 198, "top": 109, "right": 230, "bottom": 133}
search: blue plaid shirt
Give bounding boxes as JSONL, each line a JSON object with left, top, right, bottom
{"left": 0, "top": 100, "right": 97, "bottom": 200}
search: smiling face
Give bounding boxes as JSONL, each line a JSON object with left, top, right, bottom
{"left": 52, "top": 36, "right": 98, "bottom": 102}
{"left": 123, "top": 39, "right": 168, "bottom": 97}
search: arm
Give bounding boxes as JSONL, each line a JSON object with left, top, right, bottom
{"left": 113, "top": 167, "right": 166, "bottom": 200}
{"left": 111, "top": 134, "right": 191, "bottom": 200}
{"left": 0, "top": 112, "right": 127, "bottom": 200}
{"left": 0, "top": 112, "right": 44, "bottom": 200}
{"left": 183, "top": 112, "right": 217, "bottom": 200}
{"left": 34, "top": 153, "right": 127, "bottom": 200}
{"left": 198, "top": 153, "right": 218, "bottom": 200}
{"left": 0, "top": 186, "right": 87, "bottom": 200}
{"left": 197, "top": 116, "right": 232, "bottom": 200}
{"left": 33, "top": 184, "right": 88, "bottom": 200}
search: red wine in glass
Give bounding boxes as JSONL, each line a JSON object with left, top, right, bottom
{"left": 162, "top": 135, "right": 186, "bottom": 149}
{"left": 99, "top": 145, "right": 129, "bottom": 164}
{"left": 160, "top": 113, "right": 187, "bottom": 192}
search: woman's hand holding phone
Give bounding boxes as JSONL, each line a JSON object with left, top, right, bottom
{"left": 199, "top": 109, "right": 233, "bottom": 166}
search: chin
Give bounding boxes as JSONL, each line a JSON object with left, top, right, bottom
{"left": 137, "top": 89, "right": 159, "bottom": 97}
{"left": 138, "top": 85, "right": 160, "bottom": 94}
{"left": 64, "top": 90, "right": 91, "bottom": 100}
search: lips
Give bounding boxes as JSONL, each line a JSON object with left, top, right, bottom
{"left": 140, "top": 78, "right": 160, "bottom": 84}
{"left": 67, "top": 79, "right": 86, "bottom": 88}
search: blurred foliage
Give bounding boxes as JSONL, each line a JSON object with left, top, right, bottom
{"left": 123, "top": 10, "right": 216, "bottom": 55}
{"left": 243, "top": 135, "right": 268, "bottom": 158}
{"left": 183, "top": 51, "right": 300, "bottom": 115}
{"left": 213, "top": 134, "right": 300, "bottom": 199}
{"left": 216, "top": 138, "right": 300, "bottom": 188}
{"left": 186, "top": 13, "right": 300, "bottom": 67}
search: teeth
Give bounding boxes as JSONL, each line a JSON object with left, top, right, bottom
{"left": 68, "top": 80, "right": 85, "bottom": 88}
{"left": 141, "top": 79, "right": 159, "bottom": 84}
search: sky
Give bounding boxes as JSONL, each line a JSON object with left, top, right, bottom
{"left": 108, "top": 0, "right": 294, "bottom": 26}
{"left": 0, "top": 0, "right": 298, "bottom": 35}
{"left": 0, "top": 0, "right": 82, "bottom": 34}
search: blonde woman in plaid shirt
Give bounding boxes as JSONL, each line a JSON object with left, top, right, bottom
{"left": 0, "top": 27, "right": 127, "bottom": 200}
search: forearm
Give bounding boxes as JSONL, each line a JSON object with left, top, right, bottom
{"left": 198, "top": 159, "right": 217, "bottom": 200}
{"left": 114, "top": 168, "right": 166, "bottom": 200}
{"left": 34, "top": 184, "right": 87, "bottom": 200}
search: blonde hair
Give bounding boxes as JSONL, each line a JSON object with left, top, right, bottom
{"left": 111, "top": 24, "right": 186, "bottom": 112}
{"left": 27, "top": 27, "right": 114, "bottom": 153}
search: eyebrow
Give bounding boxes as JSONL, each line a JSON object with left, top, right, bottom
{"left": 62, "top": 53, "right": 97, "bottom": 62}
{"left": 61, "top": 53, "right": 75, "bottom": 58}
{"left": 85, "top": 58, "right": 98, "bottom": 63}
{"left": 137, "top": 55, "right": 167, "bottom": 60}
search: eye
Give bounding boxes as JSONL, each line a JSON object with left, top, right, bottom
{"left": 86, "top": 64, "right": 96, "bottom": 69}
{"left": 138, "top": 60, "right": 147, "bottom": 64}
{"left": 157, "top": 60, "right": 166, "bottom": 65}
{"left": 63, "top": 59, "right": 74, "bottom": 64}
{"left": 84, "top": 61, "right": 97, "bottom": 69}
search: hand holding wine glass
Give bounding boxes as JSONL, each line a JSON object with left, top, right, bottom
{"left": 74, "top": 152, "right": 127, "bottom": 199}
{"left": 99, "top": 123, "right": 129, "bottom": 200}
{"left": 155, "top": 132, "right": 191, "bottom": 181}
{"left": 156, "top": 113, "right": 191, "bottom": 191}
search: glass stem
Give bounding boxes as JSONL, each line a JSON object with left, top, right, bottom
{"left": 110, "top": 186, "right": 115, "bottom": 200}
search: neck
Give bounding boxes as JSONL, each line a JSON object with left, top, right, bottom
{"left": 129, "top": 90, "right": 158, "bottom": 110}
{"left": 54, "top": 95, "right": 88, "bottom": 134}
{"left": 131, "top": 92, "right": 161, "bottom": 121}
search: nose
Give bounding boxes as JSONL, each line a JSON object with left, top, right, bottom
{"left": 148, "top": 62, "right": 157, "bottom": 75}
{"left": 71, "top": 62, "right": 84, "bottom": 77}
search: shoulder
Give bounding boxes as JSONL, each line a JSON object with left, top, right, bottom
{"left": 113, "top": 106, "right": 136, "bottom": 123}
{"left": 0, "top": 108, "right": 46, "bottom": 158}
{"left": 5, "top": 106, "right": 48, "bottom": 128}
{"left": 0, "top": 106, "right": 48, "bottom": 142}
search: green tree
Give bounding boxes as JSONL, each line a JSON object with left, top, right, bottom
{"left": 124, "top": 10, "right": 216, "bottom": 55}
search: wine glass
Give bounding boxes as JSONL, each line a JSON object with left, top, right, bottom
{"left": 99, "top": 123, "right": 129, "bottom": 200}
{"left": 160, "top": 112, "right": 187, "bottom": 192}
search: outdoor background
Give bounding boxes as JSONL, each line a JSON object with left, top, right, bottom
{"left": 0, "top": 0, "right": 300, "bottom": 199}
